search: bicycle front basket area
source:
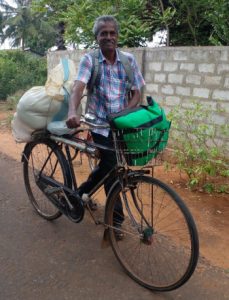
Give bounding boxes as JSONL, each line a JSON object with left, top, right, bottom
{"left": 116, "top": 127, "right": 169, "bottom": 166}
{"left": 109, "top": 99, "right": 171, "bottom": 166}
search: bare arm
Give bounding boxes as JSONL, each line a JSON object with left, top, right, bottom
{"left": 127, "top": 89, "right": 141, "bottom": 109}
{"left": 66, "top": 80, "right": 86, "bottom": 128}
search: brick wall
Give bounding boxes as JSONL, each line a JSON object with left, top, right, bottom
{"left": 47, "top": 46, "right": 229, "bottom": 153}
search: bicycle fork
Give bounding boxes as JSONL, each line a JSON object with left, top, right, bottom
{"left": 121, "top": 173, "right": 155, "bottom": 245}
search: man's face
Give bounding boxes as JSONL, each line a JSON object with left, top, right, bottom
{"left": 96, "top": 22, "right": 118, "bottom": 52}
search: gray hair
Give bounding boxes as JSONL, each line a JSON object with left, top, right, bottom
{"left": 93, "top": 15, "right": 119, "bottom": 37}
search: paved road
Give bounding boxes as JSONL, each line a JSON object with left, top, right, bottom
{"left": 0, "top": 152, "right": 228, "bottom": 300}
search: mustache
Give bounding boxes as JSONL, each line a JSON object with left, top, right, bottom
{"left": 102, "top": 39, "right": 115, "bottom": 43}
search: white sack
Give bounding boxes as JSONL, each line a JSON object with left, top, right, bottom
{"left": 17, "top": 86, "right": 62, "bottom": 130}
{"left": 11, "top": 112, "right": 34, "bottom": 143}
{"left": 45, "top": 59, "right": 76, "bottom": 101}
{"left": 47, "top": 121, "right": 77, "bottom": 136}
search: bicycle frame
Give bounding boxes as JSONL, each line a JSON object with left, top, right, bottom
{"left": 30, "top": 130, "right": 149, "bottom": 230}
{"left": 50, "top": 132, "right": 118, "bottom": 186}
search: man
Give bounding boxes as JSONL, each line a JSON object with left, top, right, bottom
{"left": 66, "top": 15, "right": 145, "bottom": 238}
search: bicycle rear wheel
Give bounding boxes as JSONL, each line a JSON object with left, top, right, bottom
{"left": 23, "top": 139, "right": 71, "bottom": 220}
{"left": 105, "top": 175, "right": 199, "bottom": 291}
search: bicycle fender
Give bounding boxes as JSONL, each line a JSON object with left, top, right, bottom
{"left": 21, "top": 139, "right": 59, "bottom": 163}
{"left": 21, "top": 142, "right": 33, "bottom": 163}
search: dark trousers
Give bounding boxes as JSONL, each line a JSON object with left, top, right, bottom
{"left": 78, "top": 131, "right": 124, "bottom": 226}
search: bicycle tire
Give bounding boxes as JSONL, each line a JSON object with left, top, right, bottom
{"left": 23, "top": 139, "right": 72, "bottom": 220}
{"left": 105, "top": 175, "right": 199, "bottom": 291}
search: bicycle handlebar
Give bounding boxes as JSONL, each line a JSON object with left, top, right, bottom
{"left": 80, "top": 113, "right": 109, "bottom": 129}
{"left": 47, "top": 113, "right": 109, "bottom": 136}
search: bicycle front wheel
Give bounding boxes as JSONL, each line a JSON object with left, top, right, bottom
{"left": 23, "top": 139, "right": 71, "bottom": 220}
{"left": 105, "top": 175, "right": 199, "bottom": 291}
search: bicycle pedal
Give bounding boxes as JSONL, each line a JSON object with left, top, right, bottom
{"left": 82, "top": 194, "right": 98, "bottom": 211}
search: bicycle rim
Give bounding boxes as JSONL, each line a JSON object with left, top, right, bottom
{"left": 23, "top": 140, "right": 71, "bottom": 220}
{"left": 106, "top": 175, "right": 199, "bottom": 291}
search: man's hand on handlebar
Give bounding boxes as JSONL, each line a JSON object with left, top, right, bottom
{"left": 66, "top": 114, "right": 81, "bottom": 128}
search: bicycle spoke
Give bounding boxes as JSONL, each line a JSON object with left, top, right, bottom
{"left": 23, "top": 140, "right": 70, "bottom": 220}
{"left": 106, "top": 175, "right": 199, "bottom": 291}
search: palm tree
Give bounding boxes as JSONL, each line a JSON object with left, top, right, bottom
{"left": 0, "top": 11, "right": 4, "bottom": 41}
{"left": 0, "top": 0, "right": 56, "bottom": 53}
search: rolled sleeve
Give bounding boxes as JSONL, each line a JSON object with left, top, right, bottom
{"left": 76, "top": 54, "right": 93, "bottom": 84}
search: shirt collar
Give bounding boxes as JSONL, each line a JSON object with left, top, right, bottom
{"left": 99, "top": 49, "right": 120, "bottom": 64}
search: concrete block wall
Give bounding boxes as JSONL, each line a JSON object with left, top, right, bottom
{"left": 143, "top": 47, "right": 229, "bottom": 112}
{"left": 142, "top": 47, "right": 229, "bottom": 154}
{"left": 47, "top": 46, "right": 229, "bottom": 153}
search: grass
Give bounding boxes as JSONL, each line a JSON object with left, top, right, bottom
{"left": 0, "top": 101, "right": 15, "bottom": 129}
{"left": 5, "top": 90, "right": 24, "bottom": 111}
{"left": 0, "top": 90, "right": 25, "bottom": 129}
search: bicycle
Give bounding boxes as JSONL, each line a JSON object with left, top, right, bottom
{"left": 21, "top": 115, "right": 199, "bottom": 292}
{"left": 73, "top": 94, "right": 99, "bottom": 171}
{"left": 74, "top": 130, "right": 99, "bottom": 171}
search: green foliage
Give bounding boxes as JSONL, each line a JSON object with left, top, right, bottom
{"left": 164, "top": 0, "right": 229, "bottom": 46}
{"left": 168, "top": 0, "right": 213, "bottom": 46}
{"left": 216, "top": 184, "right": 229, "bottom": 194}
{"left": 5, "top": 90, "right": 25, "bottom": 110}
{"left": 168, "top": 101, "right": 229, "bottom": 193}
{"left": 24, "top": 17, "right": 56, "bottom": 55}
{"left": 31, "top": 0, "right": 229, "bottom": 47}
{"left": 0, "top": 0, "right": 56, "bottom": 54}
{"left": 59, "top": 0, "right": 153, "bottom": 48}
{"left": 0, "top": 50, "right": 47, "bottom": 100}
{"left": 0, "top": 11, "right": 4, "bottom": 37}
{"left": 0, "top": 54, "right": 17, "bottom": 99}
{"left": 206, "top": 0, "right": 229, "bottom": 45}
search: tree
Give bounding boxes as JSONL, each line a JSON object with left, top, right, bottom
{"left": 206, "top": 0, "right": 229, "bottom": 45}
{"left": 31, "top": 0, "right": 229, "bottom": 48}
{"left": 0, "top": 0, "right": 56, "bottom": 54}
{"left": 31, "top": 0, "right": 71, "bottom": 50}
{"left": 32, "top": 0, "right": 160, "bottom": 48}
{"left": 57, "top": 0, "right": 156, "bottom": 48}
{"left": 167, "top": 0, "right": 213, "bottom": 46}
{"left": 0, "top": 50, "right": 47, "bottom": 100}
{"left": 143, "top": 0, "right": 176, "bottom": 46}
{"left": 0, "top": 12, "right": 4, "bottom": 41}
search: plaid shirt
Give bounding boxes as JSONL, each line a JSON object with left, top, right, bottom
{"left": 76, "top": 49, "right": 145, "bottom": 136}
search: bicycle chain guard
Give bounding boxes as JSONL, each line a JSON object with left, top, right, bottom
{"left": 65, "top": 193, "right": 85, "bottom": 223}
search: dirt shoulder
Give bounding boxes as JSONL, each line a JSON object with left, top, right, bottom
{"left": 0, "top": 106, "right": 229, "bottom": 271}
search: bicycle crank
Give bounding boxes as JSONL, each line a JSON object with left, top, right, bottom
{"left": 43, "top": 187, "right": 85, "bottom": 223}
